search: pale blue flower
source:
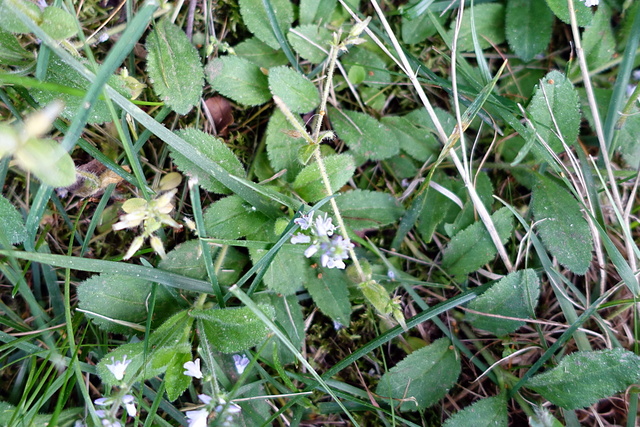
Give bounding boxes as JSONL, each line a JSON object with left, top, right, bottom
{"left": 186, "top": 409, "right": 209, "bottom": 427}
{"left": 233, "top": 354, "right": 250, "bottom": 374}
{"left": 294, "top": 212, "right": 313, "bottom": 230}
{"left": 313, "top": 213, "right": 336, "bottom": 237}
{"left": 122, "top": 395, "right": 136, "bottom": 417}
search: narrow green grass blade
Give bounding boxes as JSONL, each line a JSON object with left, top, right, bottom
{"left": 229, "top": 284, "right": 361, "bottom": 426}
{"left": 261, "top": 0, "right": 301, "bottom": 72}
{"left": 605, "top": 7, "right": 640, "bottom": 152}
{"left": 80, "top": 184, "right": 115, "bottom": 257}
{"left": 0, "top": 250, "right": 214, "bottom": 293}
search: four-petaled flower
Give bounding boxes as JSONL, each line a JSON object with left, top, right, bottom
{"left": 105, "top": 355, "right": 131, "bottom": 381}
{"left": 233, "top": 354, "right": 250, "bottom": 374}
{"left": 183, "top": 359, "right": 203, "bottom": 379}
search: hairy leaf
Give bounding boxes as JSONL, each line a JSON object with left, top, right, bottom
{"left": 376, "top": 338, "right": 461, "bottom": 411}
{"left": 206, "top": 56, "right": 271, "bottom": 106}
{"left": 146, "top": 19, "right": 204, "bottom": 114}
{"left": 447, "top": 3, "right": 505, "bottom": 52}
{"left": 545, "top": 0, "right": 593, "bottom": 26}
{"left": 531, "top": 174, "right": 593, "bottom": 274}
{"left": 334, "top": 190, "right": 404, "bottom": 230}
{"left": 269, "top": 66, "right": 320, "bottom": 113}
{"left": 293, "top": 154, "right": 355, "bottom": 202}
{"left": 304, "top": 267, "right": 351, "bottom": 325}
{"left": 235, "top": 37, "right": 288, "bottom": 68}
{"left": 191, "top": 305, "right": 275, "bottom": 353}
{"left": 329, "top": 108, "right": 398, "bottom": 161}
{"left": 526, "top": 348, "right": 640, "bottom": 409}
{"left": 265, "top": 109, "right": 306, "bottom": 181}
{"left": 203, "top": 195, "right": 271, "bottom": 239}
{"left": 169, "top": 128, "right": 245, "bottom": 194}
{"left": 466, "top": 269, "right": 540, "bottom": 336}
{"left": 288, "top": 24, "right": 332, "bottom": 64}
{"left": 505, "top": 0, "right": 554, "bottom": 61}
{"left": 239, "top": 0, "right": 294, "bottom": 49}
{"left": 299, "top": 0, "right": 336, "bottom": 25}
{"left": 0, "top": 194, "right": 27, "bottom": 245}
{"left": 444, "top": 394, "right": 508, "bottom": 427}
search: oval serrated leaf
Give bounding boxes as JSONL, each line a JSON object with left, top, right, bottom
{"left": 288, "top": 24, "right": 332, "bottom": 64}
{"left": 268, "top": 66, "right": 320, "bottom": 114}
{"left": 191, "top": 305, "right": 275, "bottom": 353}
{"left": 254, "top": 246, "right": 308, "bottom": 295}
{"left": 334, "top": 189, "right": 404, "bottom": 230}
{"left": 526, "top": 348, "right": 640, "bottom": 409}
{"left": 441, "top": 207, "right": 513, "bottom": 279}
{"left": 0, "top": 194, "right": 27, "bottom": 245}
{"left": 376, "top": 338, "right": 461, "bottom": 411}
{"left": 158, "top": 239, "right": 207, "bottom": 280}
{"left": 545, "top": 0, "right": 592, "bottom": 26}
{"left": 527, "top": 70, "right": 581, "bottom": 154}
{"left": 266, "top": 109, "right": 306, "bottom": 181}
{"left": 443, "top": 394, "right": 508, "bottom": 427}
{"left": 146, "top": 19, "right": 204, "bottom": 115}
{"left": 329, "top": 107, "right": 398, "bottom": 161}
{"left": 293, "top": 153, "right": 355, "bottom": 202}
{"left": 206, "top": 56, "right": 271, "bottom": 107}
{"left": 40, "top": 6, "right": 76, "bottom": 40}
{"left": 304, "top": 266, "right": 351, "bottom": 326}
{"left": 505, "top": 0, "right": 554, "bottom": 62}
{"left": 238, "top": 0, "right": 294, "bottom": 49}
{"left": 77, "top": 274, "right": 180, "bottom": 333}
{"left": 235, "top": 37, "right": 288, "bottom": 68}
{"left": 531, "top": 174, "right": 593, "bottom": 274}
{"left": 466, "top": 269, "right": 540, "bottom": 336}
{"left": 0, "top": 0, "right": 41, "bottom": 34}
{"left": 169, "top": 128, "right": 245, "bottom": 194}
{"left": 447, "top": 3, "right": 505, "bottom": 52}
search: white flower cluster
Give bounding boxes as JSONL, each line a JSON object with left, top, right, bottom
{"left": 290, "top": 212, "right": 354, "bottom": 269}
{"left": 182, "top": 358, "right": 244, "bottom": 426}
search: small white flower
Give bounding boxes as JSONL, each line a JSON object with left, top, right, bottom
{"left": 233, "top": 354, "right": 250, "bottom": 374}
{"left": 186, "top": 409, "right": 209, "bottom": 427}
{"left": 95, "top": 410, "right": 107, "bottom": 418}
{"left": 122, "top": 395, "right": 136, "bottom": 417}
{"left": 198, "top": 394, "right": 213, "bottom": 405}
{"left": 105, "top": 355, "right": 131, "bottom": 381}
{"left": 581, "top": 0, "right": 598, "bottom": 6}
{"left": 94, "top": 398, "right": 109, "bottom": 406}
{"left": 290, "top": 233, "right": 311, "bottom": 244}
{"left": 294, "top": 212, "right": 313, "bottom": 230}
{"left": 183, "top": 359, "right": 203, "bottom": 379}
{"left": 227, "top": 403, "right": 242, "bottom": 414}
{"left": 313, "top": 213, "right": 335, "bottom": 237}
{"left": 101, "top": 420, "right": 121, "bottom": 427}
{"left": 304, "top": 244, "right": 319, "bottom": 258}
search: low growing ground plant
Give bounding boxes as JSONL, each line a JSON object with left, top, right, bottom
{"left": 1, "top": 0, "right": 640, "bottom": 425}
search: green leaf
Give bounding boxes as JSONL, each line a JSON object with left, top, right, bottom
{"left": 205, "top": 55, "right": 271, "bottom": 107}
{"left": 466, "top": 269, "right": 540, "bottom": 336}
{"left": 145, "top": 18, "right": 204, "bottom": 115}
{"left": 304, "top": 266, "right": 351, "bottom": 325}
{"left": 169, "top": 128, "right": 245, "bottom": 194}
{"left": 266, "top": 108, "right": 306, "bottom": 181}
{"left": 15, "top": 138, "right": 76, "bottom": 187}
{"left": 30, "top": 56, "right": 130, "bottom": 124}
{"left": 299, "top": 0, "right": 336, "bottom": 25}
{"left": 0, "top": 27, "right": 33, "bottom": 67}
{"left": 527, "top": 70, "right": 581, "bottom": 154}
{"left": 329, "top": 107, "right": 399, "bottom": 161}
{"left": 376, "top": 338, "right": 461, "bottom": 411}
{"left": 417, "top": 177, "right": 461, "bottom": 243}
{"left": 531, "top": 174, "right": 593, "bottom": 274}
{"left": 447, "top": 3, "right": 505, "bottom": 52}
{"left": 40, "top": 6, "right": 76, "bottom": 40}
{"left": 96, "top": 342, "right": 161, "bottom": 387}
{"left": 268, "top": 66, "right": 320, "bottom": 113}
{"left": 235, "top": 37, "right": 288, "bottom": 68}
{"left": 191, "top": 305, "right": 275, "bottom": 353}
{"left": 238, "top": 0, "right": 294, "bottom": 49}
{"left": 158, "top": 239, "right": 208, "bottom": 280}
{"left": 342, "top": 47, "right": 391, "bottom": 87}
{"left": 255, "top": 245, "right": 308, "bottom": 295}
{"left": 203, "top": 195, "right": 271, "bottom": 239}
{"left": 505, "top": 0, "right": 554, "bottom": 62}
{"left": 77, "top": 273, "right": 181, "bottom": 333}
{"left": 401, "top": 0, "right": 443, "bottom": 44}
{"left": 148, "top": 310, "right": 194, "bottom": 369}
{"left": 526, "top": 348, "right": 640, "bottom": 409}
{"left": 545, "top": 0, "right": 593, "bottom": 26}
{"left": 580, "top": 5, "right": 615, "bottom": 71}
{"left": 441, "top": 207, "right": 513, "bottom": 278}
{"left": 618, "top": 106, "right": 640, "bottom": 168}
{"left": 334, "top": 189, "right": 404, "bottom": 230}
{"left": 164, "top": 352, "right": 192, "bottom": 401}
{"left": 0, "top": 194, "right": 27, "bottom": 245}
{"left": 288, "top": 24, "right": 332, "bottom": 64}
{"left": 255, "top": 293, "right": 305, "bottom": 365}
{"left": 292, "top": 153, "right": 355, "bottom": 202}
{"left": 443, "top": 394, "right": 507, "bottom": 427}
{"left": 381, "top": 115, "right": 439, "bottom": 162}
{"left": 0, "top": 0, "right": 41, "bottom": 34}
